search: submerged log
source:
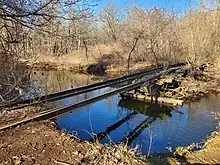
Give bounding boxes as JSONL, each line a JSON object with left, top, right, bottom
{"left": 121, "top": 92, "right": 183, "bottom": 106}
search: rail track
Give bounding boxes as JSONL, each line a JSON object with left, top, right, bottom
{"left": 0, "top": 63, "right": 185, "bottom": 110}
{"left": 0, "top": 66, "right": 183, "bottom": 131}
{"left": 0, "top": 67, "right": 162, "bottom": 110}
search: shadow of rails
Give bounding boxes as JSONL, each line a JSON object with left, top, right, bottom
{"left": 90, "top": 99, "right": 175, "bottom": 145}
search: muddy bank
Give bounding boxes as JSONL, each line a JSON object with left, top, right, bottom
{"left": 0, "top": 106, "right": 44, "bottom": 128}
{"left": 0, "top": 121, "right": 146, "bottom": 165}
{"left": 173, "top": 132, "right": 220, "bottom": 164}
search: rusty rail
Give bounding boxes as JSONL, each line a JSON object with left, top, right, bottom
{"left": 0, "top": 66, "right": 182, "bottom": 131}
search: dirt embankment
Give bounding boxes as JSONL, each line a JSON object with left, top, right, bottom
{"left": 0, "top": 121, "right": 146, "bottom": 165}
{"left": 1, "top": 120, "right": 219, "bottom": 165}
{"left": 180, "top": 132, "right": 220, "bottom": 164}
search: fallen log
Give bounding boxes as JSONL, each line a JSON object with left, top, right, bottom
{"left": 121, "top": 92, "right": 183, "bottom": 106}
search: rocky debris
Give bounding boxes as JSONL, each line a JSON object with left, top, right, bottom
{"left": 132, "top": 63, "right": 220, "bottom": 103}
{"left": 162, "top": 75, "right": 220, "bottom": 102}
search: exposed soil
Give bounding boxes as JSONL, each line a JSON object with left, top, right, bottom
{"left": 1, "top": 119, "right": 219, "bottom": 165}
{"left": 0, "top": 121, "right": 146, "bottom": 165}
{"left": 184, "top": 132, "right": 220, "bottom": 164}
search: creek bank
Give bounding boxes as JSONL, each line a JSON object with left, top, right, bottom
{"left": 1, "top": 63, "right": 220, "bottom": 164}
{"left": 22, "top": 57, "right": 151, "bottom": 76}
{"left": 0, "top": 121, "right": 146, "bottom": 165}
{"left": 25, "top": 60, "right": 89, "bottom": 73}
{"left": 174, "top": 112, "right": 220, "bottom": 164}
{"left": 173, "top": 132, "right": 220, "bottom": 164}
{"left": 124, "top": 63, "right": 220, "bottom": 106}
{"left": 1, "top": 119, "right": 219, "bottom": 165}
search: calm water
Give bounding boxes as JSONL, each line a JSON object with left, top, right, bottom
{"left": 30, "top": 70, "right": 220, "bottom": 154}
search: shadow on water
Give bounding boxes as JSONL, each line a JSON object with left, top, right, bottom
{"left": 118, "top": 100, "right": 175, "bottom": 145}
{"left": 90, "top": 111, "right": 138, "bottom": 142}
{"left": 87, "top": 100, "right": 175, "bottom": 145}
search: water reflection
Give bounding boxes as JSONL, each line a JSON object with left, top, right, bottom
{"left": 30, "top": 70, "right": 93, "bottom": 95}
{"left": 118, "top": 99, "right": 174, "bottom": 120}
{"left": 55, "top": 95, "right": 219, "bottom": 154}
{"left": 30, "top": 71, "right": 220, "bottom": 154}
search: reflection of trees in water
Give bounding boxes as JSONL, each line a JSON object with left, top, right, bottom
{"left": 188, "top": 96, "right": 220, "bottom": 118}
{"left": 30, "top": 70, "right": 93, "bottom": 95}
{"left": 29, "top": 70, "right": 97, "bottom": 108}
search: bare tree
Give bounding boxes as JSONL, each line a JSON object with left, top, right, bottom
{"left": 0, "top": 0, "right": 96, "bottom": 103}
{"left": 100, "top": 4, "right": 122, "bottom": 43}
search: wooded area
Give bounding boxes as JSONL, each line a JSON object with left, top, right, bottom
{"left": 1, "top": 0, "right": 220, "bottom": 102}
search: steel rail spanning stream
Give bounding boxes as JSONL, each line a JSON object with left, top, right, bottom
{"left": 0, "top": 67, "right": 163, "bottom": 110}
{"left": 0, "top": 66, "right": 182, "bottom": 131}
{"left": 0, "top": 63, "right": 185, "bottom": 110}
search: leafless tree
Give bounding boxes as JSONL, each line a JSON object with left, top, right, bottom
{"left": 0, "top": 0, "right": 96, "bottom": 103}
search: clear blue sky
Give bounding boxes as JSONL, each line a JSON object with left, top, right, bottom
{"left": 93, "top": 0, "right": 200, "bottom": 14}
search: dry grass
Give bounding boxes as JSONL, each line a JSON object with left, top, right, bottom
{"left": 35, "top": 52, "right": 94, "bottom": 65}
{"left": 106, "top": 62, "right": 151, "bottom": 77}
{"left": 0, "top": 121, "right": 146, "bottom": 165}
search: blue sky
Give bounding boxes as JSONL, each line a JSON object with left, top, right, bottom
{"left": 93, "top": 0, "right": 200, "bottom": 14}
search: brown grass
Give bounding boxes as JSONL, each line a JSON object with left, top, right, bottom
{"left": 0, "top": 121, "right": 146, "bottom": 165}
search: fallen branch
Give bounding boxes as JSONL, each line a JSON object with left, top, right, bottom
{"left": 53, "top": 160, "right": 73, "bottom": 165}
